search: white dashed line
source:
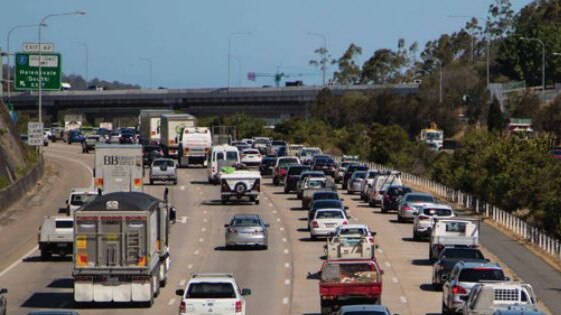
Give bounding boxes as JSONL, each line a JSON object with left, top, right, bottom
{"left": 180, "top": 186, "right": 185, "bottom": 191}
{"left": 384, "top": 261, "right": 391, "bottom": 268}
{"left": 199, "top": 238, "right": 204, "bottom": 242}
{"left": 284, "top": 263, "right": 290, "bottom": 268}
{"left": 377, "top": 248, "right": 384, "bottom": 253}
{"left": 276, "top": 218, "right": 281, "bottom": 222}
{"left": 352, "top": 217, "right": 359, "bottom": 221}
{"left": 198, "top": 192, "right": 203, "bottom": 195}
{"left": 201, "top": 227, "right": 206, "bottom": 232}
{"left": 194, "top": 250, "right": 200, "bottom": 256}
{"left": 203, "top": 219, "right": 208, "bottom": 223}
{"left": 179, "top": 279, "right": 186, "bottom": 286}
{"left": 203, "top": 210, "right": 208, "bottom": 214}
{"left": 187, "top": 264, "right": 193, "bottom": 269}
{"left": 273, "top": 210, "right": 277, "bottom": 214}
{"left": 282, "top": 238, "right": 287, "bottom": 242}
{"left": 400, "top": 296, "right": 407, "bottom": 304}
{"left": 282, "top": 297, "right": 289, "bottom": 304}
{"left": 269, "top": 203, "right": 273, "bottom": 207}
{"left": 197, "top": 187, "right": 201, "bottom": 190}
{"left": 284, "top": 249, "right": 289, "bottom": 254}
{"left": 168, "top": 298, "right": 176, "bottom": 306}
{"left": 392, "top": 277, "right": 398, "bottom": 283}
{"left": 280, "top": 227, "right": 285, "bottom": 231}
{"left": 180, "top": 216, "right": 188, "bottom": 224}
{"left": 284, "top": 279, "right": 290, "bottom": 285}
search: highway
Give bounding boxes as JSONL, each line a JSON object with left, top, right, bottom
{"left": 0, "top": 142, "right": 555, "bottom": 314}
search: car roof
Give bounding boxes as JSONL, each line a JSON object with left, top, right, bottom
{"left": 316, "top": 208, "right": 344, "bottom": 213}
{"left": 339, "top": 224, "right": 369, "bottom": 230}
{"left": 339, "top": 304, "right": 389, "bottom": 312}
{"left": 420, "top": 203, "right": 452, "bottom": 210}
{"left": 458, "top": 261, "right": 501, "bottom": 269}
{"left": 80, "top": 192, "right": 160, "bottom": 212}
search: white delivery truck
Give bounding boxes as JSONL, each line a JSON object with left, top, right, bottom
{"left": 73, "top": 191, "right": 175, "bottom": 306}
{"left": 138, "top": 109, "right": 174, "bottom": 145}
{"left": 178, "top": 127, "right": 212, "bottom": 167}
{"left": 94, "top": 144, "right": 144, "bottom": 194}
{"left": 160, "top": 114, "right": 196, "bottom": 158}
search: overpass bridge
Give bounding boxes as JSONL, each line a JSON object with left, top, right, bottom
{"left": 7, "top": 84, "right": 419, "bottom": 123}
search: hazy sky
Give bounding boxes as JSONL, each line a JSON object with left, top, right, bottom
{"left": 1, "top": 0, "right": 533, "bottom": 88}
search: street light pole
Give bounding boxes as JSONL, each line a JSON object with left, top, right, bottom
{"left": 77, "top": 42, "right": 89, "bottom": 89}
{"left": 520, "top": 37, "right": 545, "bottom": 100}
{"left": 37, "top": 11, "right": 86, "bottom": 127}
{"left": 139, "top": 58, "right": 153, "bottom": 89}
{"left": 5, "top": 23, "right": 45, "bottom": 103}
{"left": 437, "top": 60, "right": 443, "bottom": 104}
{"left": 230, "top": 55, "right": 242, "bottom": 87}
{"left": 308, "top": 32, "right": 328, "bottom": 86}
{"left": 227, "top": 32, "right": 250, "bottom": 89}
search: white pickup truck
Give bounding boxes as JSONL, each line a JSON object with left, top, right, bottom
{"left": 38, "top": 216, "right": 74, "bottom": 258}
{"left": 175, "top": 273, "right": 251, "bottom": 315}
{"left": 429, "top": 219, "right": 479, "bottom": 260}
{"left": 220, "top": 170, "right": 261, "bottom": 205}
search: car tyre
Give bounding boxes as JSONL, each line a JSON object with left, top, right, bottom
{"left": 173, "top": 179, "right": 178, "bottom": 185}
{"left": 255, "top": 199, "right": 260, "bottom": 205}
{"left": 442, "top": 301, "right": 452, "bottom": 315}
{"left": 413, "top": 231, "right": 420, "bottom": 241}
{"left": 397, "top": 214, "right": 403, "bottom": 223}
{"left": 284, "top": 187, "right": 289, "bottom": 194}
{"left": 150, "top": 180, "right": 154, "bottom": 185}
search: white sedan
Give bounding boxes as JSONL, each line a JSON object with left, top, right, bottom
{"left": 240, "top": 148, "right": 262, "bottom": 167}
{"left": 413, "top": 203, "right": 455, "bottom": 240}
{"left": 309, "top": 209, "right": 348, "bottom": 239}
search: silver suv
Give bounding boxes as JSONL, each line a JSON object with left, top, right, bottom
{"left": 442, "top": 261, "right": 507, "bottom": 314}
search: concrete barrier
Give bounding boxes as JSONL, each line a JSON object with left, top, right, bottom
{"left": 0, "top": 158, "right": 44, "bottom": 211}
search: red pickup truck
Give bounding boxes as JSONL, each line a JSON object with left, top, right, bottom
{"left": 318, "top": 259, "right": 383, "bottom": 314}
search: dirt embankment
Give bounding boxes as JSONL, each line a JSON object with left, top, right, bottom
{"left": 0, "top": 101, "right": 27, "bottom": 185}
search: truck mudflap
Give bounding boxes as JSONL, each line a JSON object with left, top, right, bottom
{"left": 74, "top": 275, "right": 152, "bottom": 303}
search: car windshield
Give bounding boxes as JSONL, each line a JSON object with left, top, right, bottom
{"left": 186, "top": 282, "right": 236, "bottom": 299}
{"left": 422, "top": 208, "right": 452, "bottom": 216}
{"left": 312, "top": 200, "right": 342, "bottom": 209}
{"left": 406, "top": 194, "right": 435, "bottom": 203}
{"left": 353, "top": 172, "right": 367, "bottom": 179}
{"left": 341, "top": 311, "right": 387, "bottom": 315}
{"left": 153, "top": 159, "right": 174, "bottom": 167}
{"left": 71, "top": 193, "right": 97, "bottom": 206}
{"left": 441, "top": 249, "right": 485, "bottom": 260}
{"left": 307, "top": 180, "right": 326, "bottom": 188}
{"left": 317, "top": 210, "right": 344, "bottom": 219}
{"left": 231, "top": 218, "right": 261, "bottom": 227}
{"left": 458, "top": 268, "right": 505, "bottom": 282}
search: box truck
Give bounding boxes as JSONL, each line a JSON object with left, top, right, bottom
{"left": 138, "top": 109, "right": 174, "bottom": 145}
{"left": 160, "top": 114, "right": 196, "bottom": 158}
{"left": 94, "top": 144, "right": 144, "bottom": 194}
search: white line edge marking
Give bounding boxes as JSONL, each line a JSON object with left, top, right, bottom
{"left": 282, "top": 297, "right": 289, "bottom": 304}
{"left": 168, "top": 298, "right": 176, "bottom": 305}
{"left": 0, "top": 245, "right": 37, "bottom": 278}
{"left": 400, "top": 296, "right": 407, "bottom": 303}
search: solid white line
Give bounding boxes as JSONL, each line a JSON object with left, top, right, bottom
{"left": 179, "top": 279, "right": 186, "bottom": 286}
{"left": 282, "top": 297, "right": 289, "bottom": 304}
{"left": 400, "top": 296, "right": 407, "bottom": 303}
{"left": 282, "top": 238, "right": 287, "bottom": 242}
{"left": 384, "top": 261, "right": 391, "bottom": 268}
{"left": 284, "top": 279, "right": 290, "bottom": 285}
{"left": 392, "top": 277, "right": 398, "bottom": 283}
{"left": 284, "top": 249, "right": 289, "bottom": 254}
{"left": 0, "top": 246, "right": 37, "bottom": 278}
{"left": 284, "top": 263, "right": 290, "bottom": 268}
{"left": 187, "top": 264, "right": 193, "bottom": 269}
{"left": 168, "top": 298, "right": 176, "bottom": 306}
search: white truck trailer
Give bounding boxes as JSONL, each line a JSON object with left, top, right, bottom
{"left": 94, "top": 144, "right": 144, "bottom": 194}
{"left": 160, "top": 114, "right": 196, "bottom": 158}
{"left": 178, "top": 127, "right": 212, "bottom": 167}
{"left": 138, "top": 109, "right": 174, "bottom": 145}
{"left": 73, "top": 191, "right": 175, "bottom": 306}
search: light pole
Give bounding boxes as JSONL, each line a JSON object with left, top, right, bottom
{"left": 139, "top": 57, "right": 152, "bottom": 89}
{"left": 77, "top": 42, "right": 89, "bottom": 89}
{"left": 308, "top": 32, "right": 327, "bottom": 86}
{"left": 38, "top": 11, "right": 86, "bottom": 127}
{"left": 230, "top": 55, "right": 242, "bottom": 87}
{"left": 520, "top": 36, "right": 545, "bottom": 100}
{"left": 5, "top": 23, "right": 46, "bottom": 102}
{"left": 228, "top": 32, "right": 250, "bottom": 89}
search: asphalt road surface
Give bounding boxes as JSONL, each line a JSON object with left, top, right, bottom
{"left": 0, "top": 142, "right": 556, "bottom": 315}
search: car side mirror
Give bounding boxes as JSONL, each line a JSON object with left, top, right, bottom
{"left": 175, "top": 289, "right": 184, "bottom": 296}
{"left": 169, "top": 207, "right": 177, "bottom": 223}
{"left": 265, "top": 224, "right": 270, "bottom": 228}
{"left": 224, "top": 224, "right": 229, "bottom": 228}
{"left": 344, "top": 206, "right": 349, "bottom": 210}
{"left": 241, "top": 288, "right": 251, "bottom": 296}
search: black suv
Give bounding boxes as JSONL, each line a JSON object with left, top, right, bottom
{"left": 343, "top": 164, "right": 368, "bottom": 188}
{"left": 311, "top": 155, "right": 337, "bottom": 177}
{"left": 259, "top": 155, "right": 277, "bottom": 175}
{"left": 284, "top": 165, "right": 311, "bottom": 193}
{"left": 381, "top": 185, "right": 412, "bottom": 213}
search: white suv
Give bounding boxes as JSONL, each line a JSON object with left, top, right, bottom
{"left": 413, "top": 203, "right": 455, "bottom": 240}
{"left": 176, "top": 273, "right": 251, "bottom": 315}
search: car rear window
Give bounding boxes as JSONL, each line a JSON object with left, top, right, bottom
{"left": 315, "top": 192, "right": 338, "bottom": 200}
{"left": 441, "top": 248, "right": 484, "bottom": 260}
{"left": 231, "top": 218, "right": 261, "bottom": 227}
{"left": 312, "top": 200, "right": 342, "bottom": 209}
{"left": 341, "top": 311, "right": 387, "bottom": 315}
{"left": 288, "top": 166, "right": 308, "bottom": 175}
{"left": 339, "top": 228, "right": 367, "bottom": 236}
{"left": 56, "top": 220, "right": 73, "bottom": 229}
{"left": 186, "top": 282, "right": 236, "bottom": 299}
{"left": 353, "top": 172, "right": 367, "bottom": 178}
{"left": 279, "top": 158, "right": 299, "bottom": 166}
{"left": 422, "top": 208, "right": 452, "bottom": 216}
{"left": 226, "top": 151, "right": 238, "bottom": 161}
{"left": 458, "top": 268, "right": 505, "bottom": 282}
{"left": 406, "top": 194, "right": 435, "bottom": 203}
{"left": 317, "top": 211, "right": 344, "bottom": 219}
{"left": 153, "top": 160, "right": 174, "bottom": 167}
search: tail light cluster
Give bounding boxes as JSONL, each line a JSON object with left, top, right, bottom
{"left": 235, "top": 300, "right": 242, "bottom": 312}
{"left": 403, "top": 204, "right": 413, "bottom": 211}
{"left": 342, "top": 220, "right": 348, "bottom": 225}
{"left": 311, "top": 221, "right": 319, "bottom": 228}
{"left": 418, "top": 215, "right": 430, "bottom": 220}
{"left": 280, "top": 168, "right": 287, "bottom": 176}
{"left": 367, "top": 237, "right": 375, "bottom": 244}
{"left": 452, "top": 285, "right": 467, "bottom": 294}
{"left": 179, "top": 301, "right": 186, "bottom": 313}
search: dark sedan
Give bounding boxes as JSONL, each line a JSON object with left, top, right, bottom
{"left": 343, "top": 164, "right": 368, "bottom": 188}
{"left": 381, "top": 185, "right": 412, "bottom": 213}
{"left": 432, "top": 247, "right": 487, "bottom": 289}
{"left": 284, "top": 164, "right": 311, "bottom": 193}
{"left": 259, "top": 155, "right": 277, "bottom": 175}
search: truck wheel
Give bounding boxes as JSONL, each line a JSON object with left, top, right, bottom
{"left": 320, "top": 301, "right": 332, "bottom": 315}
{"left": 255, "top": 199, "right": 260, "bottom": 205}
{"left": 41, "top": 250, "right": 51, "bottom": 259}
{"left": 150, "top": 180, "right": 154, "bottom": 185}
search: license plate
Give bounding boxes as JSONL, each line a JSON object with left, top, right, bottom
{"left": 326, "top": 223, "right": 336, "bottom": 227}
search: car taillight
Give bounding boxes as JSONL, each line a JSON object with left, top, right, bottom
{"left": 179, "top": 301, "right": 186, "bottom": 313}
{"left": 253, "top": 229, "right": 263, "bottom": 235}
{"left": 312, "top": 221, "right": 319, "bottom": 228}
{"left": 368, "top": 237, "right": 375, "bottom": 244}
{"left": 228, "top": 228, "right": 238, "bottom": 233}
{"left": 418, "top": 215, "right": 430, "bottom": 220}
{"left": 342, "top": 220, "right": 348, "bottom": 225}
{"left": 235, "top": 300, "right": 242, "bottom": 312}
{"left": 242, "top": 155, "right": 246, "bottom": 159}
{"left": 452, "top": 285, "right": 467, "bottom": 294}
{"left": 403, "top": 204, "right": 413, "bottom": 211}
{"left": 255, "top": 179, "right": 261, "bottom": 192}
{"left": 280, "top": 168, "right": 287, "bottom": 176}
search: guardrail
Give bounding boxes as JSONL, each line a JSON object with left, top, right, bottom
{"left": 342, "top": 158, "right": 561, "bottom": 260}
{"left": 0, "top": 158, "right": 44, "bottom": 211}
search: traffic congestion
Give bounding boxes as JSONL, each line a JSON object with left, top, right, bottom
{"left": 1, "top": 111, "right": 548, "bottom": 315}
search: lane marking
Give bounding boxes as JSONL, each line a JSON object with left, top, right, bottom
{"left": 43, "top": 153, "right": 94, "bottom": 186}
{"left": 180, "top": 216, "right": 188, "bottom": 224}
{"left": 276, "top": 218, "right": 281, "bottom": 222}
{"left": 273, "top": 210, "right": 277, "bottom": 214}
{"left": 197, "top": 187, "right": 201, "bottom": 190}
{"left": 384, "top": 261, "right": 391, "bottom": 268}
{"left": 168, "top": 298, "right": 176, "bottom": 306}
{"left": 199, "top": 238, "right": 204, "bottom": 242}
{"left": 198, "top": 192, "right": 203, "bottom": 195}
{"left": 201, "top": 227, "right": 206, "bottom": 232}
{"left": 377, "top": 248, "right": 384, "bottom": 253}
{"left": 203, "top": 219, "right": 208, "bottom": 223}
{"left": 269, "top": 203, "right": 273, "bottom": 207}
{"left": 400, "top": 296, "right": 407, "bottom": 304}
{"left": 283, "top": 297, "right": 289, "bottom": 304}
{"left": 279, "top": 227, "right": 285, "bottom": 231}
{"left": 188, "top": 264, "right": 193, "bottom": 269}
{"left": 203, "top": 210, "right": 208, "bottom": 214}
{"left": 284, "top": 279, "right": 290, "bottom": 285}
{"left": 284, "top": 249, "right": 289, "bottom": 254}
{"left": 392, "top": 277, "right": 398, "bottom": 283}
{"left": 282, "top": 238, "right": 287, "bottom": 242}
{"left": 0, "top": 245, "right": 38, "bottom": 278}
{"left": 179, "top": 279, "right": 186, "bottom": 286}
{"left": 180, "top": 186, "right": 185, "bottom": 191}
{"left": 194, "top": 250, "right": 200, "bottom": 256}
{"left": 284, "top": 263, "right": 290, "bottom": 268}
{"left": 352, "top": 217, "right": 359, "bottom": 221}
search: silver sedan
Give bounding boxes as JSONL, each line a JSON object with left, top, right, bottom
{"left": 224, "top": 214, "right": 269, "bottom": 249}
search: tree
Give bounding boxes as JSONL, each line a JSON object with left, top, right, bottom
{"left": 361, "top": 49, "right": 401, "bottom": 84}
{"left": 487, "top": 97, "right": 504, "bottom": 132}
{"left": 332, "top": 43, "right": 362, "bottom": 85}
{"left": 309, "top": 47, "right": 331, "bottom": 84}
{"left": 536, "top": 94, "right": 561, "bottom": 138}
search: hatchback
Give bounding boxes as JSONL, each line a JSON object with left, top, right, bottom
{"left": 309, "top": 209, "right": 348, "bottom": 239}
{"left": 397, "top": 192, "right": 435, "bottom": 222}
{"left": 224, "top": 214, "right": 269, "bottom": 249}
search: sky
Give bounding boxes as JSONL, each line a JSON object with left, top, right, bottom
{"left": 1, "top": 0, "right": 534, "bottom": 89}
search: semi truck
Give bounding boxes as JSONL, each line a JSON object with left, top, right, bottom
{"left": 138, "top": 109, "right": 174, "bottom": 145}
{"left": 94, "top": 144, "right": 144, "bottom": 194}
{"left": 160, "top": 114, "right": 196, "bottom": 158}
{"left": 178, "top": 127, "right": 212, "bottom": 167}
{"left": 73, "top": 191, "right": 175, "bottom": 306}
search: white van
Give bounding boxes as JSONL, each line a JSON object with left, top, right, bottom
{"left": 207, "top": 145, "right": 240, "bottom": 184}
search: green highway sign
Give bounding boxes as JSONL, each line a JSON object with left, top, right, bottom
{"left": 14, "top": 52, "right": 62, "bottom": 91}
